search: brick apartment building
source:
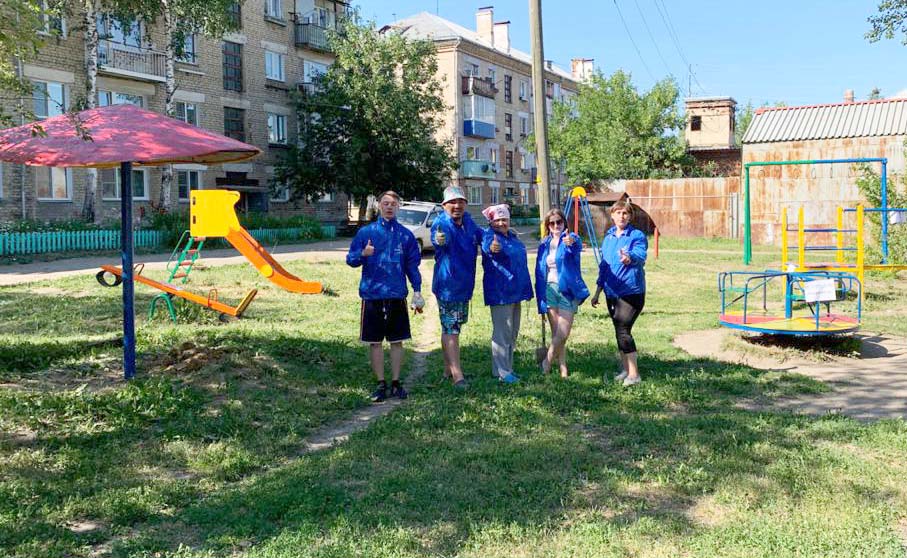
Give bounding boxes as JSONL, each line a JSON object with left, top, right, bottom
{"left": 385, "top": 7, "right": 588, "bottom": 216}
{"left": 0, "top": 0, "right": 351, "bottom": 226}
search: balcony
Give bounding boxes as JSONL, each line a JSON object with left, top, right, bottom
{"left": 98, "top": 40, "right": 166, "bottom": 82}
{"left": 463, "top": 119, "right": 495, "bottom": 139}
{"left": 297, "top": 81, "right": 321, "bottom": 97}
{"left": 461, "top": 75, "right": 497, "bottom": 99}
{"left": 295, "top": 22, "right": 332, "bottom": 51}
{"left": 461, "top": 159, "right": 497, "bottom": 179}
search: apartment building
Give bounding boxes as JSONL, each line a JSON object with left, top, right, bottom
{"left": 0, "top": 0, "right": 351, "bottom": 226}
{"left": 387, "top": 7, "right": 585, "bottom": 215}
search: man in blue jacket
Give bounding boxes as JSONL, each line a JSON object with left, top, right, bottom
{"left": 346, "top": 191, "right": 425, "bottom": 402}
{"left": 431, "top": 186, "right": 481, "bottom": 389}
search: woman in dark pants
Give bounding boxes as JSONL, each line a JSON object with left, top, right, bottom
{"left": 590, "top": 200, "right": 648, "bottom": 386}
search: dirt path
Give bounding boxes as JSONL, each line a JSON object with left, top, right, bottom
{"left": 675, "top": 329, "right": 907, "bottom": 421}
{"left": 299, "top": 295, "right": 439, "bottom": 453}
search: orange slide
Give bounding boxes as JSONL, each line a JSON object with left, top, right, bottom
{"left": 224, "top": 227, "right": 322, "bottom": 294}
{"left": 190, "top": 190, "right": 322, "bottom": 294}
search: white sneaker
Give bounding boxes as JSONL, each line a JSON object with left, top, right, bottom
{"left": 622, "top": 376, "right": 641, "bottom": 387}
{"left": 615, "top": 370, "right": 628, "bottom": 382}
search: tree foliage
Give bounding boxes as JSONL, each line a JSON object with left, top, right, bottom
{"left": 0, "top": 0, "right": 63, "bottom": 126}
{"left": 866, "top": 0, "right": 907, "bottom": 44}
{"left": 275, "top": 19, "right": 456, "bottom": 214}
{"left": 545, "top": 70, "right": 691, "bottom": 181}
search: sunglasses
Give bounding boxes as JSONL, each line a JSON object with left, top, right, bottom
{"left": 549, "top": 219, "right": 564, "bottom": 226}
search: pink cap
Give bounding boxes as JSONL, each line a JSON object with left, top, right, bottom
{"left": 482, "top": 204, "right": 510, "bottom": 221}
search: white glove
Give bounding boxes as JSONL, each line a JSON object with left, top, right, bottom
{"left": 411, "top": 292, "right": 425, "bottom": 313}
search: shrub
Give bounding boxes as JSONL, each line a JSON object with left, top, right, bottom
{"left": 856, "top": 162, "right": 907, "bottom": 264}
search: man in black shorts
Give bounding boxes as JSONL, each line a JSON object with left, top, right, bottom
{"left": 346, "top": 191, "right": 424, "bottom": 402}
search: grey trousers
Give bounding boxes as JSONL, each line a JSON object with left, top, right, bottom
{"left": 490, "top": 302, "right": 522, "bottom": 378}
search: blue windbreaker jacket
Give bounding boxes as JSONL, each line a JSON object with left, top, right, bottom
{"left": 535, "top": 231, "right": 590, "bottom": 314}
{"left": 431, "top": 211, "right": 482, "bottom": 303}
{"left": 597, "top": 224, "right": 647, "bottom": 298}
{"left": 346, "top": 217, "right": 422, "bottom": 300}
{"left": 480, "top": 228, "right": 533, "bottom": 306}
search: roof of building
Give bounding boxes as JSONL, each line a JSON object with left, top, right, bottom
{"left": 742, "top": 98, "right": 907, "bottom": 144}
{"left": 384, "top": 12, "right": 575, "bottom": 82}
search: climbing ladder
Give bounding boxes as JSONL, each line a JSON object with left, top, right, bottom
{"left": 562, "top": 186, "right": 602, "bottom": 265}
{"left": 166, "top": 230, "right": 206, "bottom": 284}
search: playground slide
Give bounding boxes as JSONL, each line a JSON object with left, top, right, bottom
{"left": 224, "top": 227, "right": 322, "bottom": 294}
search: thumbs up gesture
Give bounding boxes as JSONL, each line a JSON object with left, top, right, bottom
{"left": 564, "top": 233, "right": 575, "bottom": 247}
{"left": 435, "top": 230, "right": 446, "bottom": 246}
{"left": 362, "top": 239, "right": 375, "bottom": 257}
{"left": 491, "top": 234, "right": 502, "bottom": 254}
{"left": 619, "top": 247, "right": 631, "bottom": 265}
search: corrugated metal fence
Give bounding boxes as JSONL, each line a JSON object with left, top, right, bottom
{"left": 0, "top": 226, "right": 337, "bottom": 257}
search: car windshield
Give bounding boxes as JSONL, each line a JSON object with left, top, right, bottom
{"left": 396, "top": 208, "right": 429, "bottom": 226}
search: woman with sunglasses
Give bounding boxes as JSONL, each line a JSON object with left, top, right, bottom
{"left": 535, "top": 208, "right": 589, "bottom": 378}
{"left": 590, "top": 200, "right": 647, "bottom": 387}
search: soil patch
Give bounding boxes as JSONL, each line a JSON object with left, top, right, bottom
{"left": 675, "top": 329, "right": 907, "bottom": 421}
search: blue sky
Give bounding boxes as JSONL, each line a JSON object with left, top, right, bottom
{"left": 362, "top": 0, "right": 907, "bottom": 108}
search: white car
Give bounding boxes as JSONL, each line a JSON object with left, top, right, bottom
{"left": 396, "top": 201, "right": 443, "bottom": 253}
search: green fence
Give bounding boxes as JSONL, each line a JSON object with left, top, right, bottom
{"left": 0, "top": 226, "right": 337, "bottom": 257}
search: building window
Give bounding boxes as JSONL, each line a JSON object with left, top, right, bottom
{"left": 468, "top": 185, "right": 482, "bottom": 206}
{"left": 223, "top": 41, "right": 243, "bottom": 92}
{"left": 519, "top": 115, "right": 529, "bottom": 137}
{"left": 691, "top": 115, "right": 702, "bottom": 131}
{"left": 227, "top": 2, "right": 242, "bottom": 27}
{"left": 177, "top": 170, "right": 201, "bottom": 201}
{"left": 270, "top": 180, "right": 290, "bottom": 202}
{"left": 487, "top": 67, "right": 496, "bottom": 84}
{"left": 32, "top": 81, "right": 66, "bottom": 119}
{"left": 318, "top": 191, "right": 335, "bottom": 203}
{"left": 224, "top": 107, "right": 245, "bottom": 142}
{"left": 490, "top": 148, "right": 498, "bottom": 166}
{"left": 175, "top": 101, "right": 199, "bottom": 125}
{"left": 520, "top": 150, "right": 530, "bottom": 172}
{"left": 99, "top": 90, "right": 143, "bottom": 107}
{"left": 490, "top": 183, "right": 499, "bottom": 204}
{"left": 35, "top": 167, "right": 71, "bottom": 200}
{"left": 100, "top": 168, "right": 148, "bottom": 200}
{"left": 503, "top": 75, "right": 512, "bottom": 103}
{"left": 177, "top": 33, "right": 197, "bottom": 63}
{"left": 265, "top": 50, "right": 285, "bottom": 81}
{"left": 504, "top": 113, "right": 512, "bottom": 142}
{"left": 464, "top": 95, "right": 495, "bottom": 125}
{"left": 0, "top": 163, "right": 3, "bottom": 198}
{"left": 505, "top": 150, "right": 513, "bottom": 178}
{"left": 97, "top": 14, "right": 141, "bottom": 47}
{"left": 39, "top": 0, "right": 65, "bottom": 36}
{"left": 520, "top": 183, "right": 530, "bottom": 206}
{"left": 468, "top": 63, "right": 479, "bottom": 76}
{"left": 267, "top": 113, "right": 287, "bottom": 144}
{"left": 264, "top": 0, "right": 282, "bottom": 19}
{"left": 519, "top": 80, "right": 529, "bottom": 100}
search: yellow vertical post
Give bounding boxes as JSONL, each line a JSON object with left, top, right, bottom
{"left": 797, "top": 206, "right": 805, "bottom": 270}
{"left": 781, "top": 208, "right": 788, "bottom": 267}
{"left": 836, "top": 206, "right": 844, "bottom": 264}
{"left": 856, "top": 204, "right": 865, "bottom": 286}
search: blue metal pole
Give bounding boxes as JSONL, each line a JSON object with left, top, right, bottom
{"left": 881, "top": 160, "right": 888, "bottom": 263}
{"left": 120, "top": 161, "right": 136, "bottom": 380}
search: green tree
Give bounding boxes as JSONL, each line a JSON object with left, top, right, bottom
{"left": 866, "top": 0, "right": 907, "bottom": 43}
{"left": 734, "top": 101, "right": 755, "bottom": 146}
{"left": 868, "top": 87, "right": 883, "bottom": 99}
{"left": 276, "top": 19, "right": 456, "bottom": 218}
{"left": 0, "top": 1, "right": 63, "bottom": 127}
{"left": 545, "top": 70, "right": 690, "bottom": 182}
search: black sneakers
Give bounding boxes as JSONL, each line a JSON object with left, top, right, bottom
{"left": 390, "top": 381, "right": 408, "bottom": 400}
{"left": 371, "top": 382, "right": 388, "bottom": 402}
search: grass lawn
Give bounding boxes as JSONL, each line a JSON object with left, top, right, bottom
{"left": 1, "top": 238, "right": 906, "bottom": 557}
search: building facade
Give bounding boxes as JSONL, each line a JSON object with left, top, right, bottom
{"left": 388, "top": 8, "right": 584, "bottom": 216}
{"left": 685, "top": 96, "right": 741, "bottom": 176}
{"left": 0, "top": 0, "right": 351, "bottom": 226}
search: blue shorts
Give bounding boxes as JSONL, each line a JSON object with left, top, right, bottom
{"left": 546, "top": 283, "right": 578, "bottom": 314}
{"left": 438, "top": 300, "right": 469, "bottom": 335}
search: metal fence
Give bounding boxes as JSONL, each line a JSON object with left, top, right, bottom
{"left": 0, "top": 226, "right": 337, "bottom": 257}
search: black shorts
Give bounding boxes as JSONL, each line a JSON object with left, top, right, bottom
{"left": 360, "top": 298, "right": 411, "bottom": 343}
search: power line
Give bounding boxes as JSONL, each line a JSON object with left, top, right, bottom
{"left": 652, "top": 0, "right": 706, "bottom": 95}
{"left": 632, "top": 0, "right": 675, "bottom": 80}
{"left": 612, "top": 0, "right": 656, "bottom": 82}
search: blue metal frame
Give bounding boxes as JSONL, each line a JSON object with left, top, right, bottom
{"left": 120, "top": 161, "right": 135, "bottom": 380}
{"left": 562, "top": 193, "right": 603, "bottom": 265}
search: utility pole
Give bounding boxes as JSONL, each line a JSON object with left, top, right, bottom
{"left": 529, "top": 0, "right": 551, "bottom": 220}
